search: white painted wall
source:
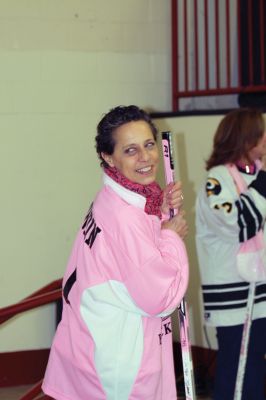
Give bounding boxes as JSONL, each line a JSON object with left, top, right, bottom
{"left": 0, "top": 0, "right": 172, "bottom": 351}
{"left": 0, "top": 1, "right": 240, "bottom": 353}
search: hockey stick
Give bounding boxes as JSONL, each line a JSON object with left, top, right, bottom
{"left": 233, "top": 282, "right": 255, "bottom": 400}
{"left": 226, "top": 164, "right": 256, "bottom": 400}
{"left": 162, "top": 131, "right": 196, "bottom": 400}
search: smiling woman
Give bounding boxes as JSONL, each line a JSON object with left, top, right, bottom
{"left": 101, "top": 120, "right": 159, "bottom": 185}
{"left": 42, "top": 105, "right": 189, "bottom": 400}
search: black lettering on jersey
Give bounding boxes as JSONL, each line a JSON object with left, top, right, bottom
{"left": 82, "top": 203, "right": 101, "bottom": 248}
{"left": 158, "top": 333, "right": 163, "bottom": 345}
{"left": 158, "top": 317, "right": 172, "bottom": 345}
{"left": 206, "top": 178, "right": 221, "bottom": 197}
{"left": 214, "top": 202, "right": 232, "bottom": 213}
{"left": 163, "top": 322, "right": 172, "bottom": 335}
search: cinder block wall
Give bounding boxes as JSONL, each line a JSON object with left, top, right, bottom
{"left": 0, "top": 0, "right": 172, "bottom": 352}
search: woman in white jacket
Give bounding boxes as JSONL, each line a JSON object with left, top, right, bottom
{"left": 196, "top": 108, "right": 266, "bottom": 400}
{"left": 42, "top": 105, "right": 189, "bottom": 400}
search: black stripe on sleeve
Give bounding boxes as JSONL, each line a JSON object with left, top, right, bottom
{"left": 241, "top": 193, "right": 263, "bottom": 228}
{"left": 202, "top": 282, "right": 249, "bottom": 290}
{"left": 254, "top": 283, "right": 266, "bottom": 304}
{"left": 249, "top": 170, "right": 266, "bottom": 198}
{"left": 255, "top": 283, "right": 266, "bottom": 296}
{"left": 254, "top": 296, "right": 266, "bottom": 304}
{"left": 204, "top": 302, "right": 248, "bottom": 311}
{"left": 203, "top": 288, "right": 249, "bottom": 303}
{"left": 235, "top": 194, "right": 263, "bottom": 242}
{"left": 202, "top": 282, "right": 266, "bottom": 311}
{"left": 235, "top": 200, "right": 245, "bottom": 242}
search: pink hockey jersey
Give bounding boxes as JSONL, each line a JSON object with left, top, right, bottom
{"left": 42, "top": 174, "right": 189, "bottom": 400}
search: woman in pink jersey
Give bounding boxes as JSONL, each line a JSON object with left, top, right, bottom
{"left": 42, "top": 105, "right": 189, "bottom": 400}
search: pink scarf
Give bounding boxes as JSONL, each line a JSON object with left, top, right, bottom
{"left": 104, "top": 167, "right": 163, "bottom": 219}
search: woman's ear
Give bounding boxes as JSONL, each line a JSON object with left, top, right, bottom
{"left": 101, "top": 152, "right": 114, "bottom": 168}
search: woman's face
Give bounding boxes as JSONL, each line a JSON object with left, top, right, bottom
{"left": 248, "top": 131, "right": 266, "bottom": 161}
{"left": 102, "top": 120, "right": 159, "bottom": 185}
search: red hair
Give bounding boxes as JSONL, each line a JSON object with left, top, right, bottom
{"left": 206, "top": 108, "right": 265, "bottom": 170}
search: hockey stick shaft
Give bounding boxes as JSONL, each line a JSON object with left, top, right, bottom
{"left": 234, "top": 282, "right": 256, "bottom": 400}
{"left": 162, "top": 131, "right": 196, "bottom": 400}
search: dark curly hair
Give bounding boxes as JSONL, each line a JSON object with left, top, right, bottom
{"left": 95, "top": 105, "right": 158, "bottom": 168}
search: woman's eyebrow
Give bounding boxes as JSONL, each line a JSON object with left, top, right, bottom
{"left": 122, "top": 138, "right": 154, "bottom": 149}
{"left": 122, "top": 142, "right": 137, "bottom": 149}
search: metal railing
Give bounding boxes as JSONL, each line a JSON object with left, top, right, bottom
{"left": 0, "top": 279, "right": 62, "bottom": 400}
{"left": 172, "top": 0, "right": 266, "bottom": 110}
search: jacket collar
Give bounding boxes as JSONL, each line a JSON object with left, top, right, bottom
{"left": 103, "top": 173, "right": 146, "bottom": 210}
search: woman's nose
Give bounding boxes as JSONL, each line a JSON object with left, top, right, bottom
{"left": 138, "top": 148, "right": 149, "bottom": 161}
